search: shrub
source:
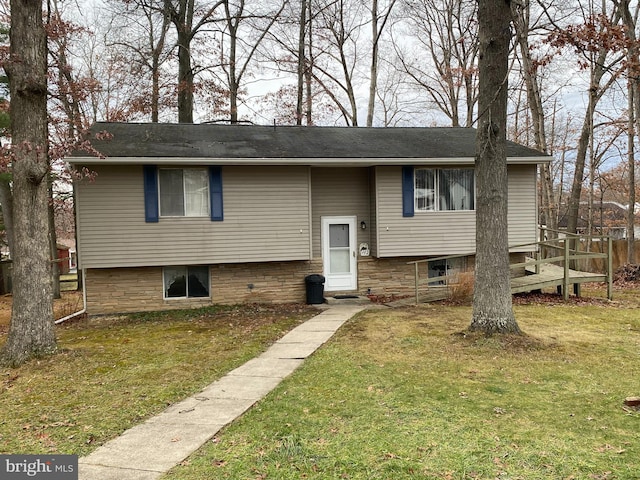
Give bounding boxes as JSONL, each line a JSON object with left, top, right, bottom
{"left": 448, "top": 270, "right": 474, "bottom": 303}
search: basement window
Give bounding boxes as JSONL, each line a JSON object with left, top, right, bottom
{"left": 427, "top": 257, "right": 467, "bottom": 286}
{"left": 163, "top": 266, "right": 210, "bottom": 298}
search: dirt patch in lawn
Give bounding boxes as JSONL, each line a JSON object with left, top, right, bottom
{"left": 0, "top": 291, "right": 84, "bottom": 335}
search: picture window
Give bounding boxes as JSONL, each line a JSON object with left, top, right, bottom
{"left": 415, "top": 168, "right": 474, "bottom": 211}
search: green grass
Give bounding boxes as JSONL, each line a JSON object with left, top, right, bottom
{"left": 0, "top": 303, "right": 317, "bottom": 456}
{"left": 2, "top": 287, "right": 640, "bottom": 479}
{"left": 162, "top": 289, "right": 640, "bottom": 480}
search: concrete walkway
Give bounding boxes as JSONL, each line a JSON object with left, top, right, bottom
{"left": 78, "top": 305, "right": 365, "bottom": 480}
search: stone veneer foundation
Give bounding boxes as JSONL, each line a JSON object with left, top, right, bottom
{"left": 84, "top": 253, "right": 526, "bottom": 315}
{"left": 85, "top": 257, "right": 423, "bottom": 315}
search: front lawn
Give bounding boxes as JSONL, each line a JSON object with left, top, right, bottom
{"left": 0, "top": 303, "right": 317, "bottom": 456}
{"left": 2, "top": 286, "right": 639, "bottom": 479}
{"left": 163, "top": 287, "right": 640, "bottom": 479}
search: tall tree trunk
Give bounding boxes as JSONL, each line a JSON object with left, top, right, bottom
{"left": 628, "top": 77, "right": 638, "bottom": 263}
{"left": 0, "top": 177, "right": 14, "bottom": 257}
{"left": 228, "top": 29, "right": 239, "bottom": 124}
{"left": 366, "top": 0, "right": 396, "bottom": 127}
{"left": 565, "top": 6, "right": 620, "bottom": 236}
{"left": 168, "top": 0, "right": 196, "bottom": 124}
{"left": 176, "top": 27, "right": 194, "bottom": 123}
{"left": 511, "top": 1, "right": 557, "bottom": 234}
{"left": 166, "top": 0, "right": 225, "bottom": 123}
{"left": 296, "top": 0, "right": 307, "bottom": 125}
{"left": 225, "top": 0, "right": 240, "bottom": 124}
{"left": 151, "top": 58, "right": 161, "bottom": 123}
{"left": 469, "top": 0, "right": 520, "bottom": 335}
{"left": 367, "top": 0, "right": 379, "bottom": 127}
{"left": 305, "top": 0, "right": 313, "bottom": 125}
{"left": 567, "top": 87, "right": 598, "bottom": 236}
{"left": 619, "top": 0, "right": 637, "bottom": 263}
{"left": 151, "top": 4, "right": 171, "bottom": 123}
{"left": 49, "top": 181, "right": 61, "bottom": 299}
{"left": 224, "top": 0, "right": 282, "bottom": 125}
{"left": 1, "top": 0, "right": 55, "bottom": 366}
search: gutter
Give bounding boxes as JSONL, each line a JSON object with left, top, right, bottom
{"left": 54, "top": 269, "right": 87, "bottom": 325}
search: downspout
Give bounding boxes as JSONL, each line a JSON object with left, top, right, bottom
{"left": 54, "top": 269, "right": 87, "bottom": 325}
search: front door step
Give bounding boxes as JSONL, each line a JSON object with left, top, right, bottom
{"left": 324, "top": 295, "right": 372, "bottom": 306}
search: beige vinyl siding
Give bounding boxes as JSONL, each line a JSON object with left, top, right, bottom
{"left": 76, "top": 165, "right": 311, "bottom": 268}
{"left": 369, "top": 168, "right": 378, "bottom": 257}
{"left": 375, "top": 165, "right": 538, "bottom": 257}
{"left": 310, "top": 167, "right": 371, "bottom": 258}
{"left": 507, "top": 164, "right": 538, "bottom": 250}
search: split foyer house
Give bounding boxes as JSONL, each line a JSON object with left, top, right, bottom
{"left": 69, "top": 123, "right": 552, "bottom": 314}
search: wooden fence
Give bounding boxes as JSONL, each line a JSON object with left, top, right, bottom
{"left": 577, "top": 239, "right": 640, "bottom": 273}
{"left": 0, "top": 260, "right": 77, "bottom": 295}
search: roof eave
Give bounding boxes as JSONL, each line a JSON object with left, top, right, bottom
{"left": 67, "top": 155, "right": 552, "bottom": 166}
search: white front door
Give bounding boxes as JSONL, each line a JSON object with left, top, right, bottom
{"left": 321, "top": 216, "right": 357, "bottom": 291}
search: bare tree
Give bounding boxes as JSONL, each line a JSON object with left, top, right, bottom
{"left": 395, "top": 0, "right": 478, "bottom": 127}
{"left": 47, "top": 0, "right": 86, "bottom": 136}
{"left": 469, "top": 0, "right": 520, "bottom": 335}
{"left": 366, "top": 0, "right": 396, "bottom": 127}
{"left": 0, "top": 175, "right": 13, "bottom": 257}
{"left": 47, "top": 0, "right": 153, "bottom": 127}
{"left": 218, "top": 0, "right": 287, "bottom": 123}
{"left": 296, "top": 0, "right": 307, "bottom": 124}
{"left": 374, "top": 59, "right": 419, "bottom": 126}
{"left": 107, "top": 0, "right": 174, "bottom": 122}
{"left": 616, "top": 0, "right": 638, "bottom": 263}
{"left": 0, "top": 61, "right": 13, "bottom": 255}
{"left": 511, "top": 0, "right": 559, "bottom": 234}
{"left": 1, "top": 0, "right": 55, "bottom": 366}
{"left": 260, "top": 0, "right": 315, "bottom": 124}
{"left": 310, "top": 0, "right": 365, "bottom": 126}
{"left": 164, "top": 0, "right": 225, "bottom": 122}
{"left": 546, "top": 2, "right": 625, "bottom": 237}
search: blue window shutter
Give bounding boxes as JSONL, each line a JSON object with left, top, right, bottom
{"left": 209, "top": 166, "right": 224, "bottom": 221}
{"left": 402, "top": 166, "right": 414, "bottom": 217}
{"left": 143, "top": 165, "right": 159, "bottom": 223}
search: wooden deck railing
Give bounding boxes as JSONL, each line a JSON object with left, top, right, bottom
{"left": 407, "top": 228, "right": 613, "bottom": 304}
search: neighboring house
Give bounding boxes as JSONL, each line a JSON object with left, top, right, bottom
{"left": 56, "top": 238, "right": 77, "bottom": 273}
{"left": 56, "top": 244, "right": 71, "bottom": 275}
{"left": 558, "top": 201, "right": 640, "bottom": 240}
{"left": 69, "top": 123, "right": 551, "bottom": 314}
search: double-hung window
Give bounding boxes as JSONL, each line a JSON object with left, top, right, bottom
{"left": 415, "top": 168, "right": 474, "bottom": 212}
{"left": 159, "top": 168, "right": 210, "bottom": 217}
{"left": 163, "top": 266, "right": 210, "bottom": 298}
{"left": 144, "top": 165, "right": 223, "bottom": 222}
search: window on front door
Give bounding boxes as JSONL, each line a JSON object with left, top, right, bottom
{"left": 159, "top": 168, "right": 210, "bottom": 217}
{"left": 415, "top": 168, "right": 475, "bottom": 212}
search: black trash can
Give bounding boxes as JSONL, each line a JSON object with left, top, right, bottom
{"left": 305, "top": 274, "right": 325, "bottom": 304}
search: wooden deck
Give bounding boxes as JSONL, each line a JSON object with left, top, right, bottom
{"left": 511, "top": 263, "right": 606, "bottom": 295}
{"left": 405, "top": 266, "right": 607, "bottom": 305}
{"left": 407, "top": 229, "right": 614, "bottom": 305}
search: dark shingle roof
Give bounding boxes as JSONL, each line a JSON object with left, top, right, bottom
{"left": 72, "top": 123, "right": 549, "bottom": 160}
